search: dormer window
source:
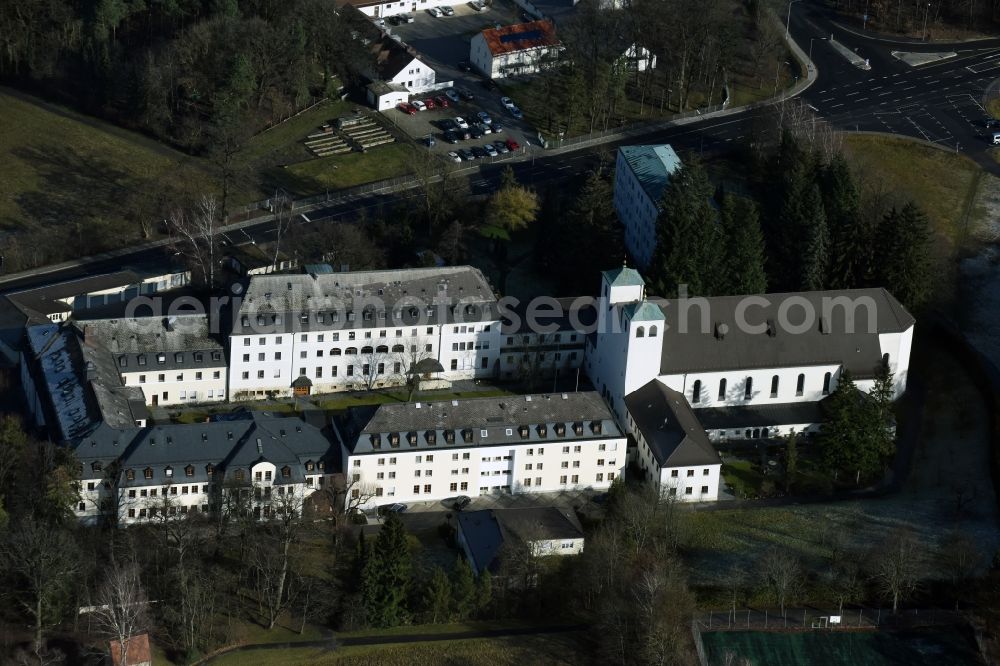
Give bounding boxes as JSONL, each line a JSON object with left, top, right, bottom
{"left": 212, "top": 351, "right": 222, "bottom": 362}
{"left": 389, "top": 433, "right": 400, "bottom": 447}
{"left": 157, "top": 354, "right": 166, "bottom": 364}
{"left": 206, "top": 464, "right": 214, "bottom": 478}
{"left": 407, "top": 432, "right": 418, "bottom": 446}
{"left": 281, "top": 466, "right": 291, "bottom": 478}
{"left": 175, "top": 353, "right": 183, "bottom": 363}
{"left": 425, "top": 431, "right": 437, "bottom": 445}
{"left": 462, "top": 429, "right": 473, "bottom": 443}
{"left": 137, "top": 355, "right": 146, "bottom": 366}
{"left": 573, "top": 422, "right": 583, "bottom": 436}
{"left": 518, "top": 426, "right": 529, "bottom": 439}
{"left": 164, "top": 466, "right": 173, "bottom": 477}
{"left": 555, "top": 424, "right": 566, "bottom": 437}
{"left": 185, "top": 465, "right": 194, "bottom": 477}
{"left": 537, "top": 425, "right": 548, "bottom": 438}
{"left": 144, "top": 467, "right": 153, "bottom": 480}
{"left": 590, "top": 421, "right": 603, "bottom": 435}
{"left": 444, "top": 430, "right": 455, "bottom": 443}
{"left": 305, "top": 461, "right": 315, "bottom": 472}
{"left": 194, "top": 352, "right": 204, "bottom": 362}
{"left": 118, "top": 356, "right": 127, "bottom": 368}
{"left": 91, "top": 461, "right": 102, "bottom": 472}
{"left": 125, "top": 469, "right": 134, "bottom": 481}
{"left": 371, "top": 434, "right": 382, "bottom": 449}
{"left": 234, "top": 469, "right": 245, "bottom": 482}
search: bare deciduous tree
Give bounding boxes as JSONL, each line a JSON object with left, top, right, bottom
{"left": 92, "top": 562, "right": 150, "bottom": 666}
{"left": 869, "top": 528, "right": 921, "bottom": 613}
{"left": 759, "top": 548, "right": 802, "bottom": 616}
{"left": 167, "top": 195, "right": 222, "bottom": 290}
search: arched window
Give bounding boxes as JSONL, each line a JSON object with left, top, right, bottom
{"left": 392, "top": 344, "right": 404, "bottom": 352}
{"left": 649, "top": 325, "right": 658, "bottom": 337}
{"left": 718, "top": 378, "right": 727, "bottom": 401}
{"left": 330, "top": 348, "right": 342, "bottom": 356}
{"left": 761, "top": 427, "right": 769, "bottom": 438}
{"left": 636, "top": 326, "right": 645, "bottom": 338}
{"left": 822, "top": 372, "right": 832, "bottom": 395}
{"left": 376, "top": 345, "right": 389, "bottom": 353}
{"left": 744, "top": 377, "right": 753, "bottom": 400}
{"left": 345, "top": 347, "right": 358, "bottom": 355}
{"left": 361, "top": 346, "right": 373, "bottom": 355}
{"left": 692, "top": 380, "right": 702, "bottom": 404}
{"left": 796, "top": 373, "right": 805, "bottom": 397}
{"left": 770, "top": 375, "right": 779, "bottom": 398}
{"left": 882, "top": 353, "right": 890, "bottom": 369}
{"left": 752, "top": 428, "right": 761, "bottom": 439}
{"left": 745, "top": 429, "right": 752, "bottom": 439}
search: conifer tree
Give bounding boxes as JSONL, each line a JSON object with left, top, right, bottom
{"left": 719, "top": 194, "right": 767, "bottom": 295}
{"left": 361, "top": 512, "right": 411, "bottom": 627}
{"left": 820, "top": 155, "right": 866, "bottom": 289}
{"left": 873, "top": 202, "right": 932, "bottom": 310}
{"left": 798, "top": 183, "right": 829, "bottom": 291}
{"left": 451, "top": 557, "right": 477, "bottom": 620}
{"left": 422, "top": 567, "right": 452, "bottom": 624}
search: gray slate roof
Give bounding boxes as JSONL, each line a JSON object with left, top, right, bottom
{"left": 500, "top": 296, "right": 597, "bottom": 335}
{"left": 75, "top": 413, "right": 336, "bottom": 486}
{"left": 8, "top": 271, "right": 143, "bottom": 317}
{"left": 625, "top": 380, "right": 722, "bottom": 468}
{"left": 653, "top": 288, "right": 914, "bottom": 376}
{"left": 232, "top": 266, "right": 498, "bottom": 335}
{"left": 75, "top": 315, "right": 226, "bottom": 372}
{"left": 341, "top": 391, "right": 622, "bottom": 455}
{"left": 457, "top": 507, "right": 583, "bottom": 574}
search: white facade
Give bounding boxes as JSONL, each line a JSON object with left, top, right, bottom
{"left": 470, "top": 23, "right": 561, "bottom": 80}
{"left": 386, "top": 55, "right": 435, "bottom": 93}
{"left": 349, "top": 0, "right": 456, "bottom": 18}
{"left": 343, "top": 434, "right": 624, "bottom": 509}
{"left": 612, "top": 146, "right": 682, "bottom": 271}
{"left": 121, "top": 363, "right": 228, "bottom": 407}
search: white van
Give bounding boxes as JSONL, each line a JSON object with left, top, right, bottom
{"left": 992, "top": 132, "right": 1000, "bottom": 145}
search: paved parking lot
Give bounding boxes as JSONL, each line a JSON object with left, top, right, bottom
{"left": 376, "top": 0, "right": 539, "bottom": 162}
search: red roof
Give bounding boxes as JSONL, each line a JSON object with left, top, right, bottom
{"left": 480, "top": 20, "right": 559, "bottom": 56}
{"left": 110, "top": 633, "right": 152, "bottom": 666}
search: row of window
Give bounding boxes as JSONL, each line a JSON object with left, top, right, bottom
{"left": 111, "top": 461, "right": 322, "bottom": 482}
{"left": 691, "top": 372, "right": 833, "bottom": 404}
{"left": 669, "top": 468, "right": 713, "bottom": 478}
{"left": 241, "top": 305, "right": 491, "bottom": 328}
{"left": 118, "top": 350, "right": 222, "bottom": 368}
{"left": 135, "top": 370, "right": 222, "bottom": 383}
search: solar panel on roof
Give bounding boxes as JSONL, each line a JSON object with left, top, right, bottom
{"left": 500, "top": 29, "right": 543, "bottom": 43}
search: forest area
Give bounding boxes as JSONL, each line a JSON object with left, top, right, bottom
{"left": 829, "top": 0, "right": 1000, "bottom": 36}
{"left": 0, "top": 0, "right": 368, "bottom": 154}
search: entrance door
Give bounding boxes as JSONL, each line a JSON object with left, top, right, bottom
{"left": 152, "top": 394, "right": 158, "bottom": 406}
{"left": 293, "top": 385, "right": 311, "bottom": 397}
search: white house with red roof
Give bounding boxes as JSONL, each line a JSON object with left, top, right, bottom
{"left": 470, "top": 20, "right": 562, "bottom": 79}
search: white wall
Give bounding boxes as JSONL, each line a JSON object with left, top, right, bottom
{"left": 123, "top": 367, "right": 227, "bottom": 406}
{"left": 631, "top": 430, "right": 721, "bottom": 501}
{"left": 659, "top": 364, "right": 842, "bottom": 410}
{"left": 388, "top": 57, "right": 435, "bottom": 93}
{"left": 613, "top": 152, "right": 659, "bottom": 271}
{"left": 345, "top": 436, "right": 626, "bottom": 510}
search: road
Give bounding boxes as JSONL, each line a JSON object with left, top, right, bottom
{"left": 3, "top": 0, "right": 1000, "bottom": 294}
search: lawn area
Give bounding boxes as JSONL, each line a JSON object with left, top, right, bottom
{"left": 239, "top": 98, "right": 353, "bottom": 167}
{"left": 842, "top": 134, "right": 983, "bottom": 254}
{"left": 0, "top": 87, "right": 222, "bottom": 266}
{"left": 264, "top": 142, "right": 415, "bottom": 195}
{"left": 208, "top": 630, "right": 587, "bottom": 666}
{"left": 721, "top": 460, "right": 770, "bottom": 499}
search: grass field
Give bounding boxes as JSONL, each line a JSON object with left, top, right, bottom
{"left": 0, "top": 87, "right": 220, "bottom": 264}
{"left": 208, "top": 631, "right": 587, "bottom": 666}
{"left": 265, "top": 142, "right": 415, "bottom": 195}
{"left": 701, "top": 628, "right": 980, "bottom": 666}
{"left": 842, "top": 134, "right": 983, "bottom": 254}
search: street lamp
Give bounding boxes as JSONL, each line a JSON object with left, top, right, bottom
{"left": 922, "top": 2, "right": 931, "bottom": 40}
{"left": 786, "top": 0, "right": 802, "bottom": 38}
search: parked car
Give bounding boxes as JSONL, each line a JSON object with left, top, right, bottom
{"left": 441, "top": 5, "right": 455, "bottom": 15}
{"left": 444, "top": 88, "right": 460, "bottom": 103}
{"left": 490, "top": 121, "right": 502, "bottom": 133}
{"left": 476, "top": 122, "right": 492, "bottom": 135}
{"left": 483, "top": 143, "right": 498, "bottom": 157}
{"left": 423, "top": 98, "right": 436, "bottom": 110}
{"left": 459, "top": 148, "right": 476, "bottom": 160}
{"left": 373, "top": 17, "right": 386, "bottom": 28}
{"left": 438, "top": 118, "right": 457, "bottom": 131}
{"left": 471, "top": 146, "right": 488, "bottom": 158}
{"left": 428, "top": 6, "right": 442, "bottom": 16}
{"left": 984, "top": 117, "right": 1000, "bottom": 129}
{"left": 457, "top": 128, "right": 471, "bottom": 140}
{"left": 458, "top": 60, "right": 472, "bottom": 72}
{"left": 470, "top": 124, "right": 484, "bottom": 139}
{"left": 397, "top": 102, "right": 417, "bottom": 115}
{"left": 434, "top": 95, "right": 450, "bottom": 108}
{"left": 506, "top": 138, "right": 520, "bottom": 151}
{"left": 443, "top": 130, "right": 459, "bottom": 144}
{"left": 411, "top": 99, "right": 427, "bottom": 111}
{"left": 453, "top": 495, "right": 472, "bottom": 510}
{"left": 378, "top": 502, "right": 408, "bottom": 516}
{"left": 454, "top": 116, "right": 469, "bottom": 129}
{"left": 446, "top": 151, "right": 462, "bottom": 163}
{"left": 400, "top": 13, "right": 414, "bottom": 22}
{"left": 470, "top": 0, "right": 485, "bottom": 11}
{"left": 508, "top": 105, "right": 523, "bottom": 119}
{"left": 493, "top": 140, "right": 509, "bottom": 154}
{"left": 424, "top": 135, "right": 436, "bottom": 147}
{"left": 457, "top": 87, "right": 475, "bottom": 100}
{"left": 477, "top": 111, "right": 492, "bottom": 125}
{"left": 500, "top": 96, "right": 515, "bottom": 110}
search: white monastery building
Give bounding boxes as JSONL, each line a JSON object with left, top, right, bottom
{"left": 335, "top": 391, "right": 626, "bottom": 509}
{"left": 613, "top": 145, "right": 682, "bottom": 271}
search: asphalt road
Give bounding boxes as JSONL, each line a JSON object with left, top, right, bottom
{"left": 4, "top": 0, "right": 1000, "bottom": 294}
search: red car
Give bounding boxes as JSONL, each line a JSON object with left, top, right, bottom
{"left": 505, "top": 138, "right": 520, "bottom": 151}
{"left": 424, "top": 98, "right": 436, "bottom": 110}
{"left": 397, "top": 102, "right": 417, "bottom": 115}
{"left": 434, "top": 95, "right": 450, "bottom": 108}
